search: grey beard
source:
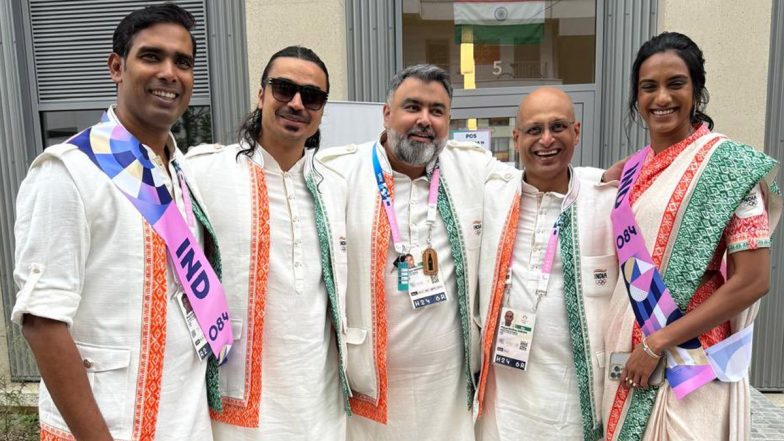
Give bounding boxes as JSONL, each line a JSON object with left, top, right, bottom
{"left": 388, "top": 129, "right": 446, "bottom": 166}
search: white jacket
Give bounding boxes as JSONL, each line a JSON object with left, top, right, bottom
{"left": 316, "top": 138, "right": 507, "bottom": 423}
{"left": 185, "top": 143, "right": 350, "bottom": 430}
{"left": 475, "top": 166, "right": 619, "bottom": 435}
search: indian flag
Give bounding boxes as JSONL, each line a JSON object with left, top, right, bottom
{"left": 454, "top": 0, "right": 545, "bottom": 45}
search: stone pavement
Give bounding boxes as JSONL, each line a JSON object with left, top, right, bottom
{"left": 752, "top": 388, "right": 784, "bottom": 440}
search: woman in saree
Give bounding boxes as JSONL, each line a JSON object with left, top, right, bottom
{"left": 602, "top": 32, "right": 781, "bottom": 441}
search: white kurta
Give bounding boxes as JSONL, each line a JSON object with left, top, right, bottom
{"left": 12, "top": 106, "right": 211, "bottom": 440}
{"left": 346, "top": 145, "right": 474, "bottom": 441}
{"left": 477, "top": 179, "right": 583, "bottom": 441}
{"left": 187, "top": 145, "right": 344, "bottom": 441}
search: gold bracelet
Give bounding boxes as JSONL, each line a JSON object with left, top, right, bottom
{"left": 642, "top": 337, "right": 662, "bottom": 360}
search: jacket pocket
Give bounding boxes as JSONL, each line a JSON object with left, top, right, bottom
{"left": 580, "top": 254, "right": 619, "bottom": 297}
{"left": 219, "top": 317, "right": 246, "bottom": 399}
{"left": 40, "top": 343, "right": 133, "bottom": 438}
{"left": 345, "top": 327, "right": 378, "bottom": 399}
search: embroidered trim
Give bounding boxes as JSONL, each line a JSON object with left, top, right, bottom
{"left": 40, "top": 424, "right": 76, "bottom": 440}
{"left": 306, "top": 174, "right": 352, "bottom": 413}
{"left": 560, "top": 206, "right": 603, "bottom": 441}
{"left": 629, "top": 124, "right": 710, "bottom": 205}
{"left": 771, "top": 181, "right": 781, "bottom": 196}
{"left": 605, "top": 325, "right": 645, "bottom": 441}
{"left": 725, "top": 213, "right": 771, "bottom": 253}
{"left": 609, "top": 140, "right": 777, "bottom": 441}
{"left": 437, "top": 177, "right": 475, "bottom": 407}
{"left": 348, "top": 174, "right": 392, "bottom": 423}
{"left": 615, "top": 387, "right": 657, "bottom": 441}
{"left": 210, "top": 162, "right": 270, "bottom": 427}
{"left": 650, "top": 137, "right": 720, "bottom": 267}
{"left": 188, "top": 181, "right": 223, "bottom": 412}
{"left": 666, "top": 142, "right": 775, "bottom": 310}
{"left": 130, "top": 224, "right": 168, "bottom": 440}
{"left": 476, "top": 193, "right": 520, "bottom": 417}
{"left": 38, "top": 224, "right": 169, "bottom": 440}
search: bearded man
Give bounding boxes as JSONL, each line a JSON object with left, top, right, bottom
{"left": 315, "top": 64, "right": 506, "bottom": 441}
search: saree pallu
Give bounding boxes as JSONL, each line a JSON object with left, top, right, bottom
{"left": 602, "top": 130, "right": 781, "bottom": 441}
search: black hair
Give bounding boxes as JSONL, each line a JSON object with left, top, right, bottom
{"left": 628, "top": 32, "right": 714, "bottom": 130}
{"left": 237, "top": 46, "right": 330, "bottom": 157}
{"left": 112, "top": 3, "right": 197, "bottom": 59}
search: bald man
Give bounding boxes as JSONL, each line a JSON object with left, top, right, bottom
{"left": 474, "top": 87, "right": 619, "bottom": 440}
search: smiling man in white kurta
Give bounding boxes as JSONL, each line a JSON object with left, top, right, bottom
{"left": 316, "top": 64, "right": 505, "bottom": 441}
{"left": 186, "top": 47, "right": 349, "bottom": 440}
{"left": 475, "top": 87, "right": 618, "bottom": 441}
{"left": 11, "top": 5, "right": 218, "bottom": 440}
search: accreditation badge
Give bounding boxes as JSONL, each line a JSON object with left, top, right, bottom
{"left": 493, "top": 306, "right": 536, "bottom": 371}
{"left": 407, "top": 247, "right": 448, "bottom": 309}
{"left": 176, "top": 291, "right": 211, "bottom": 360}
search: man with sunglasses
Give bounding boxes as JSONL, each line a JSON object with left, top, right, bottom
{"left": 186, "top": 46, "right": 349, "bottom": 440}
{"left": 474, "top": 87, "right": 619, "bottom": 441}
{"left": 314, "top": 64, "right": 506, "bottom": 441}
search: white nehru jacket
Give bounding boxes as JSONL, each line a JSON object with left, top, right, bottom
{"left": 346, "top": 144, "right": 473, "bottom": 441}
{"left": 479, "top": 179, "right": 583, "bottom": 440}
{"left": 187, "top": 144, "right": 344, "bottom": 441}
{"left": 12, "top": 106, "right": 211, "bottom": 440}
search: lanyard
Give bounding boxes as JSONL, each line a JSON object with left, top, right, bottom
{"left": 372, "top": 143, "right": 440, "bottom": 255}
{"left": 504, "top": 190, "right": 567, "bottom": 311}
{"left": 174, "top": 162, "right": 195, "bottom": 229}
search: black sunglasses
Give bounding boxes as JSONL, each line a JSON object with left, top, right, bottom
{"left": 263, "top": 77, "right": 328, "bottom": 111}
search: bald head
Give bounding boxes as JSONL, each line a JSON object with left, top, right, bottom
{"left": 517, "top": 86, "right": 576, "bottom": 122}
{"left": 513, "top": 86, "right": 581, "bottom": 194}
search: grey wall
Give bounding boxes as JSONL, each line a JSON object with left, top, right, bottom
{"left": 345, "top": 0, "right": 399, "bottom": 102}
{"left": 751, "top": 0, "right": 784, "bottom": 392}
{"left": 0, "top": 0, "right": 40, "bottom": 380}
{"left": 597, "top": 0, "right": 657, "bottom": 167}
{"left": 206, "top": 0, "right": 250, "bottom": 144}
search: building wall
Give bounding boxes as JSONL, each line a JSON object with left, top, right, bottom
{"left": 244, "top": 0, "right": 349, "bottom": 108}
{"left": 658, "top": 0, "right": 772, "bottom": 150}
{"left": 0, "top": 287, "right": 9, "bottom": 380}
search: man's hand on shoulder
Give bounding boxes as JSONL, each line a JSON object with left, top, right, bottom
{"left": 601, "top": 157, "right": 628, "bottom": 183}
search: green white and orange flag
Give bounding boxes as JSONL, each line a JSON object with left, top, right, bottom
{"left": 454, "top": 0, "right": 545, "bottom": 44}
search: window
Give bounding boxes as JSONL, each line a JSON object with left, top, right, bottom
{"left": 42, "top": 107, "right": 213, "bottom": 152}
{"left": 402, "top": 0, "right": 597, "bottom": 89}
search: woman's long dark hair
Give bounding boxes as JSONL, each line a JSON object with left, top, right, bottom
{"left": 628, "top": 32, "right": 714, "bottom": 130}
{"left": 237, "top": 46, "right": 330, "bottom": 157}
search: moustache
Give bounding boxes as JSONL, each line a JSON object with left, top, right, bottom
{"left": 276, "top": 107, "right": 310, "bottom": 123}
{"left": 407, "top": 128, "right": 435, "bottom": 140}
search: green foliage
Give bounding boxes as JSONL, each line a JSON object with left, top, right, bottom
{"left": 0, "top": 377, "right": 38, "bottom": 441}
{"left": 172, "top": 106, "right": 214, "bottom": 152}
